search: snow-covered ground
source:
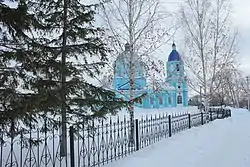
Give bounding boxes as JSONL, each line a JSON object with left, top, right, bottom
{"left": 104, "top": 108, "right": 250, "bottom": 167}
{"left": 0, "top": 106, "right": 200, "bottom": 167}
{"left": 114, "top": 106, "right": 200, "bottom": 119}
{"left": 0, "top": 106, "right": 227, "bottom": 167}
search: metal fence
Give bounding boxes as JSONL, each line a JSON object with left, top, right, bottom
{"left": 0, "top": 108, "right": 231, "bottom": 167}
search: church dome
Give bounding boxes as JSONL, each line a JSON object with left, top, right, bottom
{"left": 168, "top": 43, "right": 181, "bottom": 62}
{"left": 114, "top": 43, "right": 145, "bottom": 78}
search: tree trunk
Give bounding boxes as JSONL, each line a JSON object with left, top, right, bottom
{"left": 60, "top": 0, "right": 68, "bottom": 157}
{"left": 128, "top": 0, "right": 135, "bottom": 146}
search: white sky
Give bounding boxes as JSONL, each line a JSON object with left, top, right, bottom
{"left": 230, "top": 0, "right": 250, "bottom": 76}
{"left": 155, "top": 0, "right": 250, "bottom": 96}
{"left": 162, "top": 0, "right": 250, "bottom": 76}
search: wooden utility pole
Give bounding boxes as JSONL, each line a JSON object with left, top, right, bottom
{"left": 246, "top": 76, "right": 250, "bottom": 111}
{"left": 199, "top": 86, "right": 202, "bottom": 112}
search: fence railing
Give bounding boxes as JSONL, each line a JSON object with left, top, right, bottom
{"left": 0, "top": 108, "right": 231, "bottom": 167}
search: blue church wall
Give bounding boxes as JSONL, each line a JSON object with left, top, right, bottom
{"left": 140, "top": 90, "right": 177, "bottom": 108}
{"left": 113, "top": 43, "right": 188, "bottom": 109}
{"left": 113, "top": 77, "right": 146, "bottom": 91}
{"left": 115, "top": 90, "right": 174, "bottom": 109}
{"left": 182, "top": 91, "right": 188, "bottom": 106}
{"left": 173, "top": 92, "right": 177, "bottom": 107}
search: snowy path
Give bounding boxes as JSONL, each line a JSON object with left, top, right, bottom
{"left": 105, "top": 108, "right": 250, "bottom": 167}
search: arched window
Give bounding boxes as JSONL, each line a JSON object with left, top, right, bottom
{"left": 176, "top": 64, "right": 179, "bottom": 71}
{"left": 159, "top": 96, "right": 163, "bottom": 105}
{"left": 168, "top": 97, "right": 172, "bottom": 105}
{"left": 177, "top": 95, "right": 182, "bottom": 104}
{"left": 117, "top": 67, "right": 122, "bottom": 77}
{"left": 150, "top": 97, "right": 154, "bottom": 105}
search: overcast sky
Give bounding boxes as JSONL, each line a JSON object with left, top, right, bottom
{"left": 231, "top": 0, "right": 250, "bottom": 76}
{"left": 159, "top": 0, "right": 250, "bottom": 76}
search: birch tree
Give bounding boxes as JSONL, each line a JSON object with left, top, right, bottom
{"left": 99, "top": 0, "right": 177, "bottom": 143}
{"left": 210, "top": 66, "right": 241, "bottom": 107}
{"left": 180, "top": 0, "right": 238, "bottom": 113}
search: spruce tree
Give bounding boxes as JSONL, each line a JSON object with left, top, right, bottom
{"left": 0, "top": 0, "right": 43, "bottom": 132}
{"left": 0, "top": 0, "right": 127, "bottom": 140}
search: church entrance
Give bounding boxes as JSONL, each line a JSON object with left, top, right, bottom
{"left": 177, "top": 95, "right": 182, "bottom": 105}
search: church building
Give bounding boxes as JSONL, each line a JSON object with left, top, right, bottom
{"left": 113, "top": 43, "right": 188, "bottom": 108}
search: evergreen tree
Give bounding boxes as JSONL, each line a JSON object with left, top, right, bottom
{"left": 0, "top": 0, "right": 43, "bottom": 132}
{"left": 0, "top": 0, "right": 127, "bottom": 138}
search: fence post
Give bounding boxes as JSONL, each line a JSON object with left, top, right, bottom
{"left": 135, "top": 119, "right": 139, "bottom": 151}
{"left": 70, "top": 126, "right": 75, "bottom": 167}
{"left": 210, "top": 111, "right": 213, "bottom": 121}
{"left": 201, "top": 112, "right": 204, "bottom": 125}
{"left": 168, "top": 115, "right": 172, "bottom": 137}
{"left": 188, "top": 114, "right": 191, "bottom": 129}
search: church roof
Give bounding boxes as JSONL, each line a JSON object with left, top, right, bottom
{"left": 116, "top": 43, "right": 142, "bottom": 62}
{"left": 168, "top": 43, "right": 182, "bottom": 62}
{"left": 113, "top": 43, "right": 146, "bottom": 78}
{"left": 114, "top": 43, "right": 145, "bottom": 69}
{"left": 161, "top": 82, "right": 175, "bottom": 90}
